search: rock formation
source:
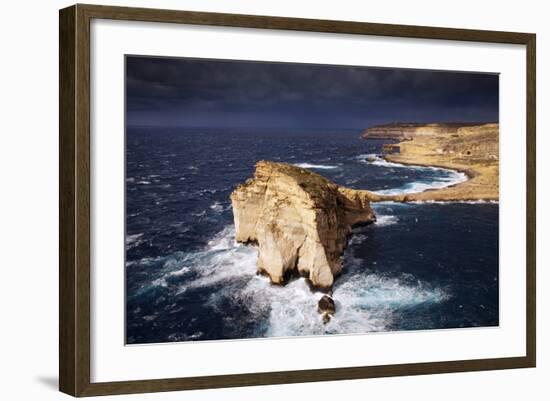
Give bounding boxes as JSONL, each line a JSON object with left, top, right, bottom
{"left": 318, "top": 294, "right": 336, "bottom": 324}
{"left": 230, "top": 161, "right": 376, "bottom": 290}
{"left": 361, "top": 122, "right": 492, "bottom": 140}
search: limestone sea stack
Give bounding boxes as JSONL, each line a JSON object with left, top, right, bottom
{"left": 230, "top": 161, "right": 376, "bottom": 290}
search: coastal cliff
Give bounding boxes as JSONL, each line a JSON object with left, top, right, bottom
{"left": 230, "top": 161, "right": 376, "bottom": 290}
{"left": 361, "top": 122, "right": 491, "bottom": 140}
{"left": 368, "top": 122, "right": 499, "bottom": 201}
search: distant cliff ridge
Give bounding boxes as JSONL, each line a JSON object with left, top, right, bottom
{"left": 362, "top": 122, "right": 497, "bottom": 140}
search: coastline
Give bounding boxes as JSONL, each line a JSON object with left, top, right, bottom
{"left": 382, "top": 156, "right": 498, "bottom": 202}
{"left": 361, "top": 123, "right": 499, "bottom": 203}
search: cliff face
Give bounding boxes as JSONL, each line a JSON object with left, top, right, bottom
{"left": 390, "top": 123, "right": 499, "bottom": 162}
{"left": 231, "top": 161, "right": 376, "bottom": 289}
{"left": 362, "top": 122, "right": 492, "bottom": 140}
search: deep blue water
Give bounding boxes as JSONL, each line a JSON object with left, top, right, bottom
{"left": 125, "top": 127, "right": 499, "bottom": 344}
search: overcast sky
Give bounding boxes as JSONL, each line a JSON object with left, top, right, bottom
{"left": 126, "top": 55, "right": 499, "bottom": 130}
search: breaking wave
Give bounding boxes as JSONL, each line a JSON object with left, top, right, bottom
{"left": 372, "top": 172, "right": 468, "bottom": 195}
{"left": 375, "top": 215, "right": 399, "bottom": 226}
{"left": 293, "top": 163, "right": 339, "bottom": 170}
{"left": 356, "top": 153, "right": 409, "bottom": 168}
{"left": 357, "top": 154, "right": 468, "bottom": 195}
{"left": 126, "top": 233, "right": 144, "bottom": 249}
{"left": 209, "top": 201, "right": 231, "bottom": 213}
{"left": 144, "top": 226, "right": 448, "bottom": 339}
{"left": 409, "top": 199, "right": 499, "bottom": 205}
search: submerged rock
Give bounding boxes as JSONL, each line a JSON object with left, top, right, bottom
{"left": 318, "top": 294, "right": 336, "bottom": 314}
{"left": 318, "top": 294, "right": 336, "bottom": 324}
{"left": 230, "top": 161, "right": 376, "bottom": 290}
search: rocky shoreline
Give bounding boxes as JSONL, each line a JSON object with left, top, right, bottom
{"left": 363, "top": 122, "right": 499, "bottom": 202}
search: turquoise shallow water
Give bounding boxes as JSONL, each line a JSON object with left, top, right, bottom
{"left": 125, "top": 127, "right": 498, "bottom": 344}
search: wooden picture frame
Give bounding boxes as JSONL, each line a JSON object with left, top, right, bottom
{"left": 59, "top": 3, "right": 536, "bottom": 397}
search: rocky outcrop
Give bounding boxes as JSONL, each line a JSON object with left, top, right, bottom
{"left": 318, "top": 294, "right": 336, "bottom": 324}
{"left": 230, "top": 161, "right": 376, "bottom": 290}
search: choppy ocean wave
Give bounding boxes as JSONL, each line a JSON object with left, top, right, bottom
{"left": 126, "top": 233, "right": 145, "bottom": 250}
{"left": 356, "top": 153, "right": 409, "bottom": 168}
{"left": 141, "top": 226, "right": 448, "bottom": 339}
{"left": 126, "top": 128, "right": 499, "bottom": 344}
{"left": 375, "top": 215, "right": 399, "bottom": 226}
{"left": 209, "top": 201, "right": 231, "bottom": 213}
{"left": 293, "top": 162, "right": 339, "bottom": 169}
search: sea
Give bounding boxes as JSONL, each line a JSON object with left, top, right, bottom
{"left": 125, "top": 127, "right": 499, "bottom": 344}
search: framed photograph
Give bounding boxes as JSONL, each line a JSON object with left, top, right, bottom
{"left": 59, "top": 4, "right": 536, "bottom": 397}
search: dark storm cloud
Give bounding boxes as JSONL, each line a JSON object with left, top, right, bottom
{"left": 126, "top": 55, "right": 498, "bottom": 129}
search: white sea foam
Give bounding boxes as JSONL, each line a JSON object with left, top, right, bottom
{"left": 372, "top": 172, "right": 468, "bottom": 196}
{"left": 167, "top": 331, "right": 204, "bottom": 342}
{"left": 245, "top": 264, "right": 448, "bottom": 337}
{"left": 357, "top": 154, "right": 440, "bottom": 170}
{"left": 349, "top": 234, "right": 368, "bottom": 245}
{"left": 210, "top": 202, "right": 223, "bottom": 213}
{"left": 372, "top": 170, "right": 468, "bottom": 196}
{"left": 375, "top": 215, "right": 399, "bottom": 227}
{"left": 356, "top": 154, "right": 408, "bottom": 168}
{"left": 148, "top": 225, "right": 448, "bottom": 338}
{"left": 325, "top": 272, "right": 448, "bottom": 335}
{"left": 126, "top": 233, "right": 143, "bottom": 245}
{"left": 152, "top": 266, "right": 192, "bottom": 287}
{"left": 209, "top": 201, "right": 230, "bottom": 213}
{"left": 194, "top": 188, "right": 220, "bottom": 197}
{"left": 206, "top": 225, "right": 240, "bottom": 250}
{"left": 357, "top": 153, "right": 469, "bottom": 196}
{"left": 409, "top": 199, "right": 499, "bottom": 205}
{"left": 126, "top": 233, "right": 145, "bottom": 250}
{"left": 147, "top": 227, "right": 256, "bottom": 291}
{"left": 293, "top": 163, "right": 339, "bottom": 170}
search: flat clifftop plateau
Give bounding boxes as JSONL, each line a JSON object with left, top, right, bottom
{"left": 230, "top": 161, "right": 376, "bottom": 290}
{"left": 368, "top": 122, "right": 500, "bottom": 202}
{"left": 361, "top": 122, "right": 496, "bottom": 140}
